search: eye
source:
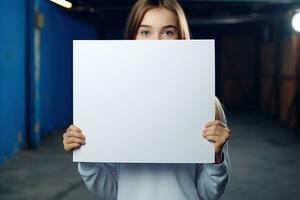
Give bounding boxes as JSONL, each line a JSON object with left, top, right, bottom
{"left": 163, "top": 30, "right": 174, "bottom": 37}
{"left": 141, "top": 30, "right": 151, "bottom": 37}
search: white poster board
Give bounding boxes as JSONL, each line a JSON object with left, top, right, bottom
{"left": 73, "top": 40, "right": 215, "bottom": 163}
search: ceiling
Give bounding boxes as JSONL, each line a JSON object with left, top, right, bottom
{"left": 64, "top": 0, "right": 300, "bottom": 25}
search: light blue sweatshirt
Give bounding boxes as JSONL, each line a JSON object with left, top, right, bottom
{"left": 77, "top": 99, "right": 231, "bottom": 200}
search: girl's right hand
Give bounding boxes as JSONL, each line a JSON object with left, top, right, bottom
{"left": 63, "top": 125, "right": 86, "bottom": 152}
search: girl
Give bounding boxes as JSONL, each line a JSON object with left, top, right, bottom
{"left": 63, "top": 0, "right": 231, "bottom": 199}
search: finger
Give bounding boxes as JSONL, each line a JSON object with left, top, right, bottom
{"left": 205, "top": 135, "right": 219, "bottom": 142}
{"left": 203, "top": 125, "right": 223, "bottom": 133}
{"left": 203, "top": 126, "right": 230, "bottom": 136}
{"left": 204, "top": 120, "right": 227, "bottom": 128}
{"left": 205, "top": 135, "right": 228, "bottom": 147}
{"left": 65, "top": 137, "right": 86, "bottom": 145}
{"left": 66, "top": 130, "right": 85, "bottom": 140}
{"left": 63, "top": 131, "right": 74, "bottom": 139}
{"left": 202, "top": 130, "right": 223, "bottom": 138}
{"left": 216, "top": 133, "right": 230, "bottom": 146}
{"left": 65, "top": 143, "right": 81, "bottom": 151}
{"left": 223, "top": 132, "right": 230, "bottom": 141}
{"left": 67, "top": 125, "right": 82, "bottom": 133}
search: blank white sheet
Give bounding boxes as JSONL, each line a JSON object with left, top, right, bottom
{"left": 73, "top": 40, "right": 215, "bottom": 163}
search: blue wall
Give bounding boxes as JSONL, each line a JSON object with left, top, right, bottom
{"left": 0, "top": 0, "right": 100, "bottom": 164}
{"left": 0, "top": 0, "right": 26, "bottom": 164}
{"left": 38, "top": 1, "right": 99, "bottom": 137}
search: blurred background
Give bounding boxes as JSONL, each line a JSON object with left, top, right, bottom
{"left": 0, "top": 0, "right": 300, "bottom": 199}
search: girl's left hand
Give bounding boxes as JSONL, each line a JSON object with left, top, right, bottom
{"left": 202, "top": 120, "right": 230, "bottom": 164}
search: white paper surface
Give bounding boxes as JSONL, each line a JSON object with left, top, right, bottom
{"left": 73, "top": 40, "right": 215, "bottom": 163}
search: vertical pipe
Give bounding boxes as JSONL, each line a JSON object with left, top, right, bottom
{"left": 26, "top": 0, "right": 33, "bottom": 149}
{"left": 32, "top": 15, "right": 41, "bottom": 147}
{"left": 27, "top": 0, "right": 41, "bottom": 148}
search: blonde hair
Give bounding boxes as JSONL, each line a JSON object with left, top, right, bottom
{"left": 125, "top": 0, "right": 191, "bottom": 39}
{"left": 215, "top": 96, "right": 227, "bottom": 124}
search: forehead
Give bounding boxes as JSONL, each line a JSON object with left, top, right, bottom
{"left": 141, "top": 6, "right": 178, "bottom": 27}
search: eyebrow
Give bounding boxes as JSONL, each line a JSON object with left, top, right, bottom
{"left": 139, "top": 24, "right": 177, "bottom": 29}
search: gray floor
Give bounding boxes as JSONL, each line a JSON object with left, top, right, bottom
{"left": 0, "top": 111, "right": 299, "bottom": 200}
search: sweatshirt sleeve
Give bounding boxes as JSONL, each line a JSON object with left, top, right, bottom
{"left": 78, "top": 162, "right": 118, "bottom": 200}
{"left": 195, "top": 97, "right": 232, "bottom": 200}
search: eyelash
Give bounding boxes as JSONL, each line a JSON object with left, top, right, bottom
{"left": 163, "top": 31, "right": 174, "bottom": 36}
{"left": 140, "top": 30, "right": 175, "bottom": 37}
{"left": 141, "top": 30, "right": 150, "bottom": 36}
